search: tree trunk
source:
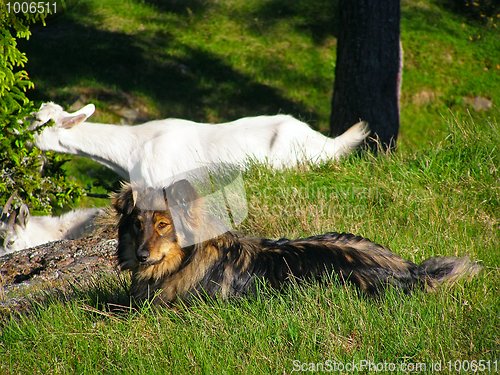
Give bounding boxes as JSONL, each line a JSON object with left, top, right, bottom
{"left": 330, "top": 0, "right": 401, "bottom": 151}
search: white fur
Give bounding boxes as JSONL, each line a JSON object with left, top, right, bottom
{"left": 31, "top": 103, "right": 369, "bottom": 182}
{"left": 0, "top": 208, "right": 103, "bottom": 254}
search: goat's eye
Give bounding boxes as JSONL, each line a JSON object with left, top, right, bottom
{"left": 157, "top": 221, "right": 168, "bottom": 230}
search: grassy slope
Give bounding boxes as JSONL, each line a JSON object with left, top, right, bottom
{"left": 19, "top": 0, "right": 500, "bottom": 206}
{"left": 401, "top": 1, "right": 500, "bottom": 149}
{"left": 2, "top": 0, "right": 499, "bottom": 372}
{"left": 2, "top": 117, "right": 499, "bottom": 373}
{"left": 21, "top": 0, "right": 500, "bottom": 141}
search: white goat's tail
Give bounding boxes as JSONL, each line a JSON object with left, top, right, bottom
{"left": 333, "top": 121, "right": 370, "bottom": 157}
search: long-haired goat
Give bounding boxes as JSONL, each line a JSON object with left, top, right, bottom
{"left": 113, "top": 181, "right": 481, "bottom": 306}
{"left": 0, "top": 195, "right": 103, "bottom": 254}
{"left": 30, "top": 103, "right": 369, "bottom": 182}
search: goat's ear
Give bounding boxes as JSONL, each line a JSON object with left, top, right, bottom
{"left": 60, "top": 104, "right": 95, "bottom": 129}
{"left": 166, "top": 180, "right": 201, "bottom": 226}
{"left": 112, "top": 184, "right": 136, "bottom": 216}
{"left": 166, "top": 180, "right": 199, "bottom": 208}
{"left": 17, "top": 205, "right": 30, "bottom": 229}
{"left": 1, "top": 192, "right": 16, "bottom": 221}
{"left": 6, "top": 211, "right": 17, "bottom": 229}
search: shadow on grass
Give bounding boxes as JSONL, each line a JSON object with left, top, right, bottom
{"left": 0, "top": 271, "right": 134, "bottom": 326}
{"left": 249, "top": 0, "right": 340, "bottom": 43}
{"left": 20, "top": 7, "right": 312, "bottom": 123}
{"left": 402, "top": 3, "right": 468, "bottom": 38}
{"left": 436, "top": 0, "right": 500, "bottom": 25}
{"left": 138, "top": 0, "right": 208, "bottom": 15}
{"left": 16, "top": 0, "right": 330, "bottom": 196}
{"left": 137, "top": 0, "right": 339, "bottom": 43}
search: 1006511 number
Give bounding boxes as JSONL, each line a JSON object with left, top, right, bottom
{"left": 447, "top": 359, "right": 499, "bottom": 372}
{"left": 6, "top": 2, "right": 57, "bottom": 14}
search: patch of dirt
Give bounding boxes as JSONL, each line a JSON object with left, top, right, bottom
{"left": 462, "top": 96, "right": 492, "bottom": 112}
{"left": 411, "top": 89, "right": 439, "bottom": 106}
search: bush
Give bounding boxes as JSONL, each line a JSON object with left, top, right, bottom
{"left": 0, "top": 4, "right": 82, "bottom": 213}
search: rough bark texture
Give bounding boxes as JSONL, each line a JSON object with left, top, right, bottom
{"left": 330, "top": 0, "right": 401, "bottom": 150}
{"left": 0, "top": 227, "right": 119, "bottom": 315}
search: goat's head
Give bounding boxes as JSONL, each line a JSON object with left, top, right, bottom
{"left": 29, "top": 102, "right": 96, "bottom": 131}
{"left": 0, "top": 194, "right": 31, "bottom": 254}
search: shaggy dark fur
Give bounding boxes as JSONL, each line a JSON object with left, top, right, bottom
{"left": 113, "top": 181, "right": 481, "bottom": 306}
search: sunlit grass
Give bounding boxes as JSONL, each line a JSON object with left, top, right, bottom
{"left": 1, "top": 117, "right": 499, "bottom": 373}
{"left": 4, "top": 0, "right": 499, "bottom": 372}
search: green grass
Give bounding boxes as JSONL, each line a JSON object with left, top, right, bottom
{"left": 17, "top": 0, "right": 500, "bottom": 204}
{"left": 2, "top": 275, "right": 497, "bottom": 373}
{"left": 400, "top": 1, "right": 500, "bottom": 149}
{"left": 2, "top": 0, "right": 500, "bottom": 372}
{"left": 20, "top": 0, "right": 500, "bottom": 142}
{"left": 1, "top": 117, "right": 499, "bottom": 373}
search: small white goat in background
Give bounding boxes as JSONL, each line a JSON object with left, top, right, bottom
{"left": 30, "top": 103, "right": 369, "bottom": 182}
{"left": 0, "top": 195, "right": 103, "bottom": 254}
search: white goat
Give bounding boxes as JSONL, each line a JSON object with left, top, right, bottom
{"left": 30, "top": 103, "right": 369, "bottom": 184}
{"left": 0, "top": 197, "right": 103, "bottom": 254}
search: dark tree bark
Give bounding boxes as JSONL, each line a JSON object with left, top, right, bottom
{"left": 330, "top": 0, "right": 402, "bottom": 151}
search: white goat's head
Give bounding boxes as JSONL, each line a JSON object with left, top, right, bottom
{"left": 0, "top": 194, "right": 30, "bottom": 254}
{"left": 29, "top": 102, "right": 96, "bottom": 130}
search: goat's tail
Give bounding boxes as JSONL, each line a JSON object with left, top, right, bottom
{"left": 332, "top": 121, "right": 370, "bottom": 157}
{"left": 420, "top": 256, "right": 482, "bottom": 290}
